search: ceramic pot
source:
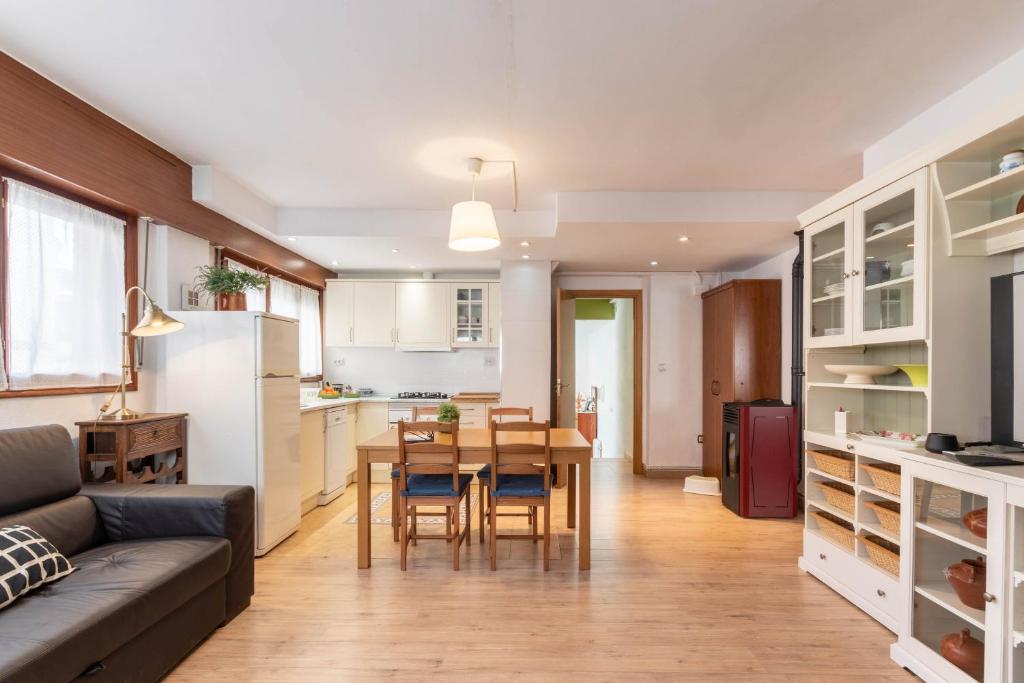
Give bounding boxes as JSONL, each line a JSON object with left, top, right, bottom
{"left": 945, "top": 557, "right": 986, "bottom": 610}
{"left": 217, "top": 292, "right": 247, "bottom": 311}
{"left": 963, "top": 507, "right": 988, "bottom": 539}
{"left": 940, "top": 629, "right": 984, "bottom": 680}
{"left": 435, "top": 421, "right": 453, "bottom": 445}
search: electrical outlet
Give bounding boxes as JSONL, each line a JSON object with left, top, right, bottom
{"left": 483, "top": 356, "right": 496, "bottom": 367}
{"left": 697, "top": 434, "right": 704, "bottom": 444}
{"left": 333, "top": 358, "right": 345, "bottom": 367}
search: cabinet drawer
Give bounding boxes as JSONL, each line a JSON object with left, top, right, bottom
{"left": 803, "top": 529, "right": 901, "bottom": 624}
{"left": 127, "top": 419, "right": 182, "bottom": 456}
{"left": 326, "top": 408, "right": 348, "bottom": 426}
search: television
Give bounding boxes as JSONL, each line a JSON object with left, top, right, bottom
{"left": 992, "top": 270, "right": 1024, "bottom": 448}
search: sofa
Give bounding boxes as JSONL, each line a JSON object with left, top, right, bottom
{"left": 0, "top": 425, "right": 254, "bottom": 682}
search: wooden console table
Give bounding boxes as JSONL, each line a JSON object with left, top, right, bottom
{"left": 77, "top": 413, "right": 188, "bottom": 484}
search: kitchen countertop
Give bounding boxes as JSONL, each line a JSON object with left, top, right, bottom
{"left": 299, "top": 394, "right": 499, "bottom": 413}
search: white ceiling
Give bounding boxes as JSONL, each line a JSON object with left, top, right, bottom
{"left": 2, "top": 0, "right": 1023, "bottom": 271}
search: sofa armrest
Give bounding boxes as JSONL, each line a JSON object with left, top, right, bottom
{"left": 81, "top": 484, "right": 254, "bottom": 623}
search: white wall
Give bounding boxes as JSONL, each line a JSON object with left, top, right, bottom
{"left": 614, "top": 298, "right": 633, "bottom": 458}
{"left": 323, "top": 347, "right": 499, "bottom": 394}
{"left": 574, "top": 302, "right": 633, "bottom": 459}
{"left": 500, "top": 260, "right": 552, "bottom": 419}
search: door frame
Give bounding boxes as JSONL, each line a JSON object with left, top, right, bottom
{"left": 556, "top": 289, "right": 645, "bottom": 475}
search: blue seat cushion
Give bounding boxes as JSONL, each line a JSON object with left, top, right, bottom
{"left": 491, "top": 473, "right": 553, "bottom": 498}
{"left": 400, "top": 473, "right": 473, "bottom": 497}
{"left": 476, "top": 464, "right": 491, "bottom": 481}
{"left": 391, "top": 467, "right": 400, "bottom": 478}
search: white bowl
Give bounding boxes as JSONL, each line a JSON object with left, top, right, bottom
{"left": 824, "top": 364, "right": 898, "bottom": 385}
{"left": 871, "top": 222, "right": 894, "bottom": 235}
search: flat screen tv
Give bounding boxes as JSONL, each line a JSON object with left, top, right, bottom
{"left": 993, "top": 270, "right": 1024, "bottom": 448}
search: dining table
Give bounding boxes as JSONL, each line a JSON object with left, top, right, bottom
{"left": 355, "top": 427, "right": 594, "bottom": 569}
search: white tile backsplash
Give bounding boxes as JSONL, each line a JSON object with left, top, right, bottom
{"left": 324, "top": 347, "right": 500, "bottom": 394}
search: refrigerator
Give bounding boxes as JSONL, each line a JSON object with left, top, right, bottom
{"left": 161, "top": 311, "right": 301, "bottom": 556}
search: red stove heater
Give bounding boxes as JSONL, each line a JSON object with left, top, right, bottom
{"left": 721, "top": 401, "right": 798, "bottom": 518}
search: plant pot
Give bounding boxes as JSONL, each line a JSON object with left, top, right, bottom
{"left": 217, "top": 292, "right": 247, "bottom": 311}
{"left": 940, "top": 628, "right": 984, "bottom": 680}
{"left": 963, "top": 507, "right": 988, "bottom": 539}
{"left": 945, "top": 557, "right": 986, "bottom": 610}
{"left": 435, "top": 420, "right": 453, "bottom": 445}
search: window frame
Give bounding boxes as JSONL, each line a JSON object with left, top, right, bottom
{"left": 0, "top": 169, "right": 138, "bottom": 398}
{"left": 216, "top": 247, "right": 323, "bottom": 383}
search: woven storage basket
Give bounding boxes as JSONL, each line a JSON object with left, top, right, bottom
{"left": 811, "top": 510, "right": 855, "bottom": 551}
{"left": 808, "top": 449, "right": 855, "bottom": 481}
{"left": 814, "top": 480, "right": 856, "bottom": 515}
{"left": 861, "top": 534, "right": 900, "bottom": 576}
{"left": 865, "top": 499, "right": 901, "bottom": 534}
{"left": 860, "top": 462, "right": 901, "bottom": 495}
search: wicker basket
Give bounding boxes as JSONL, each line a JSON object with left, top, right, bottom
{"left": 811, "top": 510, "right": 856, "bottom": 551}
{"left": 808, "top": 449, "right": 855, "bottom": 481}
{"left": 860, "top": 462, "right": 901, "bottom": 495}
{"left": 814, "top": 480, "right": 856, "bottom": 515}
{"left": 865, "top": 499, "right": 901, "bottom": 534}
{"left": 861, "top": 534, "right": 900, "bottom": 576}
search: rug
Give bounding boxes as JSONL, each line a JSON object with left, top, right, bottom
{"left": 347, "top": 491, "right": 480, "bottom": 526}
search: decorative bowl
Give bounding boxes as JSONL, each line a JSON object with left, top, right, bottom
{"left": 963, "top": 507, "right": 987, "bottom": 539}
{"left": 824, "top": 364, "right": 898, "bottom": 385}
{"left": 944, "top": 557, "right": 986, "bottom": 609}
{"left": 893, "top": 363, "right": 928, "bottom": 387}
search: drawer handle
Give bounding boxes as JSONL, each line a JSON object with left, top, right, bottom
{"left": 876, "top": 589, "right": 885, "bottom": 598}
{"left": 845, "top": 444, "right": 855, "bottom": 451}
{"left": 983, "top": 592, "right": 996, "bottom": 604}
{"left": 819, "top": 553, "right": 827, "bottom": 561}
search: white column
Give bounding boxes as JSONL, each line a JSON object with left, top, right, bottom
{"left": 499, "top": 259, "right": 551, "bottom": 420}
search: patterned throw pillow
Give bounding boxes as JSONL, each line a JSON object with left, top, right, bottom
{"left": 0, "top": 525, "right": 75, "bottom": 611}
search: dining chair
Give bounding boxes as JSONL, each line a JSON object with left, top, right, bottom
{"left": 488, "top": 419, "right": 552, "bottom": 571}
{"left": 391, "top": 405, "right": 442, "bottom": 541}
{"left": 477, "top": 406, "right": 535, "bottom": 542}
{"left": 396, "top": 419, "right": 472, "bottom": 570}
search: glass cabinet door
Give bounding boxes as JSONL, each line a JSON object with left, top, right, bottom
{"left": 805, "top": 208, "right": 853, "bottom": 348}
{"left": 452, "top": 285, "right": 487, "bottom": 347}
{"left": 852, "top": 168, "right": 928, "bottom": 343}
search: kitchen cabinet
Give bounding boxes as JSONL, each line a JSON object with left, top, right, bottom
{"left": 299, "top": 410, "right": 325, "bottom": 515}
{"left": 451, "top": 284, "right": 488, "bottom": 347}
{"left": 452, "top": 400, "right": 499, "bottom": 428}
{"left": 355, "top": 401, "right": 390, "bottom": 484}
{"left": 395, "top": 282, "right": 450, "bottom": 350}
{"left": 487, "top": 282, "right": 501, "bottom": 347}
{"left": 352, "top": 282, "right": 396, "bottom": 347}
{"left": 324, "top": 281, "right": 354, "bottom": 347}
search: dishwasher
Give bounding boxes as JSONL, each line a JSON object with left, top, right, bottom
{"left": 321, "top": 406, "right": 350, "bottom": 505}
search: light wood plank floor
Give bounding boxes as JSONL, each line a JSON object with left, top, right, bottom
{"left": 169, "top": 459, "right": 912, "bottom": 681}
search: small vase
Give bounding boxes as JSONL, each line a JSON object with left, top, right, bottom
{"left": 217, "top": 292, "right": 247, "bottom": 311}
{"left": 940, "top": 628, "right": 984, "bottom": 680}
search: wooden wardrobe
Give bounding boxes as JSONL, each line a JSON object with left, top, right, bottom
{"left": 701, "top": 279, "right": 782, "bottom": 479}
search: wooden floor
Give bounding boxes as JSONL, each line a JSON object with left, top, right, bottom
{"left": 169, "top": 460, "right": 911, "bottom": 681}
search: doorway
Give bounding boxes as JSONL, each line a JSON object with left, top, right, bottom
{"left": 556, "top": 289, "right": 644, "bottom": 475}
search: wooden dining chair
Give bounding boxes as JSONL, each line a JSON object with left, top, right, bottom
{"left": 477, "top": 406, "right": 535, "bottom": 541}
{"left": 390, "top": 405, "right": 443, "bottom": 541}
{"left": 488, "top": 420, "right": 552, "bottom": 571}
{"left": 396, "top": 420, "right": 472, "bottom": 570}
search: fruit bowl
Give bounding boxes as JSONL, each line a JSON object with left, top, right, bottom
{"left": 823, "top": 364, "right": 898, "bottom": 385}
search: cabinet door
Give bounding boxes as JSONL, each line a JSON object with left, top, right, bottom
{"left": 805, "top": 208, "right": 855, "bottom": 348}
{"left": 395, "top": 282, "right": 450, "bottom": 349}
{"left": 352, "top": 282, "right": 396, "bottom": 347}
{"left": 852, "top": 168, "right": 928, "bottom": 344}
{"left": 299, "top": 411, "right": 325, "bottom": 503}
{"left": 344, "top": 412, "right": 358, "bottom": 476}
{"left": 451, "top": 284, "right": 488, "bottom": 347}
{"left": 324, "top": 281, "right": 354, "bottom": 347}
{"left": 702, "top": 293, "right": 720, "bottom": 477}
{"left": 487, "top": 282, "right": 501, "bottom": 347}
{"left": 716, "top": 286, "right": 735, "bottom": 402}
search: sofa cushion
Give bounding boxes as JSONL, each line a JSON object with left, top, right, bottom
{"left": 0, "top": 496, "right": 104, "bottom": 559}
{"left": 0, "top": 526, "right": 76, "bottom": 611}
{"left": 0, "top": 537, "right": 230, "bottom": 683}
{"left": 0, "top": 425, "right": 80, "bottom": 516}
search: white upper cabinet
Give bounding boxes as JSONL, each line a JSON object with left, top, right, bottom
{"left": 395, "top": 282, "right": 451, "bottom": 350}
{"left": 324, "top": 281, "right": 354, "bottom": 347}
{"left": 487, "top": 282, "right": 501, "bottom": 348}
{"left": 805, "top": 207, "right": 854, "bottom": 348}
{"left": 352, "top": 282, "right": 396, "bottom": 347}
{"left": 451, "top": 284, "right": 488, "bottom": 348}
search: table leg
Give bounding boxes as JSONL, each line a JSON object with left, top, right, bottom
{"left": 357, "top": 449, "right": 371, "bottom": 569}
{"left": 579, "top": 459, "right": 590, "bottom": 570}
{"left": 567, "top": 463, "right": 577, "bottom": 529}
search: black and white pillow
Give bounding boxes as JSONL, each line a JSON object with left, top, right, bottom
{"left": 0, "top": 525, "right": 75, "bottom": 611}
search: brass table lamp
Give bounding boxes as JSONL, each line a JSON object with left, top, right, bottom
{"left": 99, "top": 286, "right": 184, "bottom": 420}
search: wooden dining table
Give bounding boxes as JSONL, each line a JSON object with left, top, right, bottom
{"left": 356, "top": 427, "right": 594, "bottom": 570}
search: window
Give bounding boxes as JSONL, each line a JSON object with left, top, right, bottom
{"left": 1, "top": 177, "right": 132, "bottom": 393}
{"left": 269, "top": 276, "right": 322, "bottom": 379}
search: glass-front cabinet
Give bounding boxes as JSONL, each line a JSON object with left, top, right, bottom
{"left": 803, "top": 168, "right": 929, "bottom": 347}
{"left": 451, "top": 284, "right": 488, "bottom": 347}
{"left": 1007, "top": 484, "right": 1024, "bottom": 683}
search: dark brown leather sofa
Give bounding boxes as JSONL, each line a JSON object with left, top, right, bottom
{"left": 0, "top": 425, "right": 254, "bottom": 682}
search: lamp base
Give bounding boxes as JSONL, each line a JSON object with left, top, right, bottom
{"left": 100, "top": 407, "right": 143, "bottom": 421}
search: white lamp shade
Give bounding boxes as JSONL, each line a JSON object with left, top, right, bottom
{"left": 449, "top": 200, "right": 500, "bottom": 251}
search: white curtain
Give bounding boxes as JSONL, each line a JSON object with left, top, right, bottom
{"left": 5, "top": 179, "right": 125, "bottom": 388}
{"left": 269, "top": 276, "right": 322, "bottom": 378}
{"left": 225, "top": 258, "right": 267, "bottom": 312}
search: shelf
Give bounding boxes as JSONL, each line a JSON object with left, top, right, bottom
{"left": 804, "top": 527, "right": 856, "bottom": 556}
{"left": 951, "top": 210, "right": 1024, "bottom": 242}
{"left": 860, "top": 485, "right": 901, "bottom": 504}
{"left": 915, "top": 518, "right": 987, "bottom": 555}
{"left": 807, "top": 381, "right": 927, "bottom": 395}
{"left": 945, "top": 164, "right": 1024, "bottom": 202}
{"left": 807, "top": 499, "right": 855, "bottom": 525}
{"left": 865, "top": 220, "right": 914, "bottom": 245}
{"left": 811, "top": 247, "right": 845, "bottom": 263}
{"left": 807, "top": 466, "right": 854, "bottom": 486}
{"left": 864, "top": 274, "right": 914, "bottom": 292}
{"left": 915, "top": 582, "right": 986, "bottom": 631}
{"left": 811, "top": 291, "right": 844, "bottom": 304}
{"left": 858, "top": 520, "right": 899, "bottom": 545}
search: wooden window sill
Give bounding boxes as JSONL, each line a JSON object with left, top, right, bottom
{"left": 0, "top": 382, "right": 138, "bottom": 399}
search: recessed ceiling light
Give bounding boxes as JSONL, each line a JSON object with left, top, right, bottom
{"left": 522, "top": 254, "right": 530, "bottom": 259}
{"left": 392, "top": 249, "right": 400, "bottom": 253}
{"left": 520, "top": 241, "right": 530, "bottom": 247}
{"left": 679, "top": 236, "right": 689, "bottom": 242}
{"left": 331, "top": 260, "right": 339, "bottom": 266}
{"left": 650, "top": 261, "right": 658, "bottom": 266}
{"left": 286, "top": 237, "right": 297, "bottom": 242}
{"left": 409, "top": 265, "right": 418, "bottom": 269}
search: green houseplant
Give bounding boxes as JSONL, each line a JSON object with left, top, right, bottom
{"left": 435, "top": 402, "right": 460, "bottom": 444}
{"left": 193, "top": 265, "right": 270, "bottom": 311}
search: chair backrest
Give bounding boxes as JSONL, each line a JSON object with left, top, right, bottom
{"left": 412, "top": 405, "right": 439, "bottom": 420}
{"left": 489, "top": 420, "right": 551, "bottom": 497}
{"left": 397, "top": 420, "right": 460, "bottom": 495}
{"left": 487, "top": 406, "right": 534, "bottom": 422}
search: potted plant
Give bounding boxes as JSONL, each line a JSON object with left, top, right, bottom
{"left": 193, "top": 265, "right": 270, "bottom": 311}
{"left": 435, "top": 402, "right": 461, "bottom": 444}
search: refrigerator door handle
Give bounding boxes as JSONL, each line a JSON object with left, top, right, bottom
{"left": 262, "top": 373, "right": 295, "bottom": 379}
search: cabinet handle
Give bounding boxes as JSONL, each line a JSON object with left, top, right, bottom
{"left": 841, "top": 272, "right": 849, "bottom": 280}
{"left": 819, "top": 553, "right": 827, "bottom": 560}
{"left": 711, "top": 380, "right": 720, "bottom": 396}
{"left": 876, "top": 589, "right": 886, "bottom": 598}
{"left": 395, "top": 328, "right": 399, "bottom": 343}
{"left": 846, "top": 444, "right": 855, "bottom": 451}
{"left": 349, "top": 326, "right": 353, "bottom": 343}
{"left": 851, "top": 269, "right": 860, "bottom": 276}
{"left": 983, "top": 592, "right": 996, "bottom": 603}
{"left": 451, "top": 328, "right": 455, "bottom": 344}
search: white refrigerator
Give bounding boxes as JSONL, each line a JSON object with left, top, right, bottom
{"left": 161, "top": 311, "right": 301, "bottom": 556}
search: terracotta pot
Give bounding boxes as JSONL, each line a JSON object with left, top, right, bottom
{"left": 435, "top": 420, "right": 453, "bottom": 445}
{"left": 945, "top": 557, "right": 986, "bottom": 610}
{"left": 940, "top": 628, "right": 984, "bottom": 680}
{"left": 217, "top": 292, "right": 247, "bottom": 311}
{"left": 963, "top": 507, "right": 988, "bottom": 539}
